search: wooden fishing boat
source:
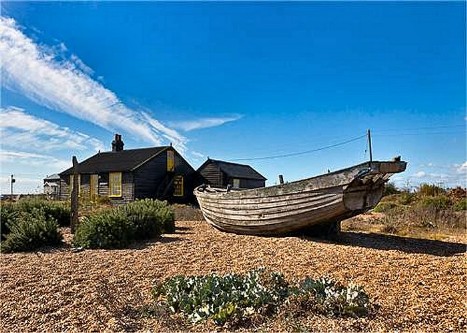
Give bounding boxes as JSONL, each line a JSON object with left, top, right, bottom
{"left": 194, "top": 159, "right": 407, "bottom": 235}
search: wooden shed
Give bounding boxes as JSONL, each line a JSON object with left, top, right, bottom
{"left": 59, "top": 134, "right": 197, "bottom": 204}
{"left": 197, "top": 159, "right": 266, "bottom": 189}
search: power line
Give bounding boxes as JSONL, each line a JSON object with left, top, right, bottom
{"left": 373, "top": 130, "right": 466, "bottom": 137}
{"left": 231, "top": 134, "right": 367, "bottom": 161}
{"left": 372, "top": 124, "right": 465, "bottom": 133}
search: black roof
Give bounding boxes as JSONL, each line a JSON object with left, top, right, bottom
{"left": 60, "top": 147, "right": 168, "bottom": 175}
{"left": 200, "top": 159, "right": 267, "bottom": 180}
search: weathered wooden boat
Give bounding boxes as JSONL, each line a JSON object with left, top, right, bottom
{"left": 194, "top": 159, "right": 407, "bottom": 235}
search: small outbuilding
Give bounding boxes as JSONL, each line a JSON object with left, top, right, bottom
{"left": 58, "top": 134, "right": 198, "bottom": 204}
{"left": 43, "top": 174, "right": 61, "bottom": 199}
{"left": 197, "top": 159, "right": 266, "bottom": 189}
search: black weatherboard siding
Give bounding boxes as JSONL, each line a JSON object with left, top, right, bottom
{"left": 59, "top": 136, "right": 198, "bottom": 204}
{"left": 197, "top": 159, "right": 266, "bottom": 189}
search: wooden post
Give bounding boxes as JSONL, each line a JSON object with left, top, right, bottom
{"left": 367, "top": 129, "right": 373, "bottom": 164}
{"left": 71, "top": 156, "right": 79, "bottom": 233}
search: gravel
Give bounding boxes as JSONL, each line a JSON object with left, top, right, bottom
{"left": 1, "top": 220, "right": 465, "bottom": 332}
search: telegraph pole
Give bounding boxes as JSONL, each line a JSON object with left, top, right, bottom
{"left": 10, "top": 174, "right": 15, "bottom": 196}
{"left": 367, "top": 129, "right": 373, "bottom": 164}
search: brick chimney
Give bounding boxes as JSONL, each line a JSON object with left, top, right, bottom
{"left": 111, "top": 134, "right": 124, "bottom": 152}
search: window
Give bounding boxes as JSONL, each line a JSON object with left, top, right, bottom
{"left": 233, "top": 178, "right": 240, "bottom": 189}
{"left": 173, "top": 175, "right": 184, "bottom": 197}
{"left": 90, "top": 174, "right": 98, "bottom": 199}
{"left": 167, "top": 150, "right": 175, "bottom": 172}
{"left": 109, "top": 172, "right": 122, "bottom": 197}
{"left": 69, "top": 174, "right": 81, "bottom": 196}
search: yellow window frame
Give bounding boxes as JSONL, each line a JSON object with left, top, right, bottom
{"left": 167, "top": 150, "right": 175, "bottom": 172}
{"left": 109, "top": 172, "right": 122, "bottom": 197}
{"left": 90, "top": 174, "right": 98, "bottom": 199}
{"left": 173, "top": 175, "right": 184, "bottom": 197}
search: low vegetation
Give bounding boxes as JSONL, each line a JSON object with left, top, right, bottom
{"left": 1, "top": 207, "right": 63, "bottom": 253}
{"left": 152, "top": 268, "right": 374, "bottom": 328}
{"left": 368, "top": 184, "right": 466, "bottom": 237}
{"left": 73, "top": 199, "right": 175, "bottom": 249}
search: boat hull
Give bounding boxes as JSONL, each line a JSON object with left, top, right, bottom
{"left": 194, "top": 161, "right": 406, "bottom": 235}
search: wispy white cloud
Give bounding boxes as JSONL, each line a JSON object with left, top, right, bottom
{"left": 401, "top": 162, "right": 467, "bottom": 189}
{"left": 457, "top": 161, "right": 467, "bottom": 173}
{"left": 170, "top": 115, "right": 243, "bottom": 131}
{"left": 190, "top": 151, "right": 205, "bottom": 159}
{"left": 413, "top": 171, "right": 426, "bottom": 178}
{"left": 0, "top": 106, "right": 105, "bottom": 152}
{"left": 0, "top": 150, "right": 70, "bottom": 170}
{"left": 0, "top": 16, "right": 187, "bottom": 151}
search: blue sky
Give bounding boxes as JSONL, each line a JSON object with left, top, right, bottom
{"left": 1, "top": 1, "right": 465, "bottom": 193}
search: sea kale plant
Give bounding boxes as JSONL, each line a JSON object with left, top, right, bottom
{"left": 152, "top": 268, "right": 374, "bottom": 327}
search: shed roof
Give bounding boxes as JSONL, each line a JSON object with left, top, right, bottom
{"left": 60, "top": 147, "right": 169, "bottom": 176}
{"left": 44, "top": 174, "right": 60, "bottom": 181}
{"left": 200, "top": 159, "right": 267, "bottom": 180}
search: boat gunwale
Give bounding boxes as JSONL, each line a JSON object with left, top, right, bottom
{"left": 194, "top": 160, "right": 406, "bottom": 199}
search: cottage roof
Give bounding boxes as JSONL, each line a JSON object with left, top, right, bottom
{"left": 60, "top": 147, "right": 168, "bottom": 175}
{"left": 201, "top": 159, "right": 267, "bottom": 180}
{"left": 44, "top": 174, "right": 61, "bottom": 181}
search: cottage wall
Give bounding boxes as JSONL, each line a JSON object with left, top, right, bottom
{"left": 198, "top": 163, "right": 223, "bottom": 187}
{"left": 59, "top": 172, "right": 134, "bottom": 203}
{"left": 133, "top": 148, "right": 197, "bottom": 203}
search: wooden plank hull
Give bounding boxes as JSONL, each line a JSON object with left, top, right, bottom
{"left": 194, "top": 160, "right": 407, "bottom": 235}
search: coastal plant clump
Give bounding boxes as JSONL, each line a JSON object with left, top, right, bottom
{"left": 1, "top": 208, "right": 63, "bottom": 253}
{"left": 73, "top": 199, "right": 175, "bottom": 249}
{"left": 152, "top": 268, "right": 374, "bottom": 327}
{"left": 13, "top": 198, "right": 70, "bottom": 227}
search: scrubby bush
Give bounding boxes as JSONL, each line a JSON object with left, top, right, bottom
{"left": 15, "top": 198, "right": 70, "bottom": 227}
{"left": 1, "top": 202, "right": 18, "bottom": 240}
{"left": 417, "top": 195, "right": 452, "bottom": 210}
{"left": 1, "top": 208, "right": 63, "bottom": 253}
{"left": 418, "top": 183, "right": 446, "bottom": 197}
{"left": 397, "top": 192, "right": 417, "bottom": 205}
{"left": 453, "top": 198, "right": 467, "bottom": 211}
{"left": 373, "top": 201, "right": 398, "bottom": 213}
{"left": 152, "top": 268, "right": 373, "bottom": 327}
{"left": 73, "top": 210, "right": 135, "bottom": 249}
{"left": 73, "top": 199, "right": 175, "bottom": 249}
{"left": 123, "top": 199, "right": 175, "bottom": 235}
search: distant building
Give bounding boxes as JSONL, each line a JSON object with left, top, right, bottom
{"left": 43, "top": 174, "right": 61, "bottom": 199}
{"left": 58, "top": 134, "right": 198, "bottom": 204}
{"left": 197, "top": 159, "right": 266, "bottom": 189}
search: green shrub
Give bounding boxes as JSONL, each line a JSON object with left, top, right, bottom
{"left": 1, "top": 208, "right": 63, "bottom": 253}
{"left": 453, "top": 198, "right": 467, "bottom": 211}
{"left": 73, "top": 210, "right": 135, "bottom": 249}
{"left": 15, "top": 198, "right": 71, "bottom": 227}
{"left": 397, "top": 192, "right": 417, "bottom": 205}
{"left": 373, "top": 201, "right": 398, "bottom": 213}
{"left": 1, "top": 202, "right": 18, "bottom": 240}
{"left": 122, "top": 199, "right": 175, "bottom": 236}
{"left": 418, "top": 183, "right": 446, "bottom": 197}
{"left": 73, "top": 199, "right": 174, "bottom": 249}
{"left": 152, "top": 268, "right": 373, "bottom": 327}
{"left": 417, "top": 195, "right": 452, "bottom": 211}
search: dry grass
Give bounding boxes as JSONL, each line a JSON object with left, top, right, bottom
{"left": 1, "top": 219, "right": 466, "bottom": 332}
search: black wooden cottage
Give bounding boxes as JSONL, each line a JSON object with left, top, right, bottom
{"left": 59, "top": 135, "right": 197, "bottom": 204}
{"left": 197, "top": 159, "right": 266, "bottom": 189}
